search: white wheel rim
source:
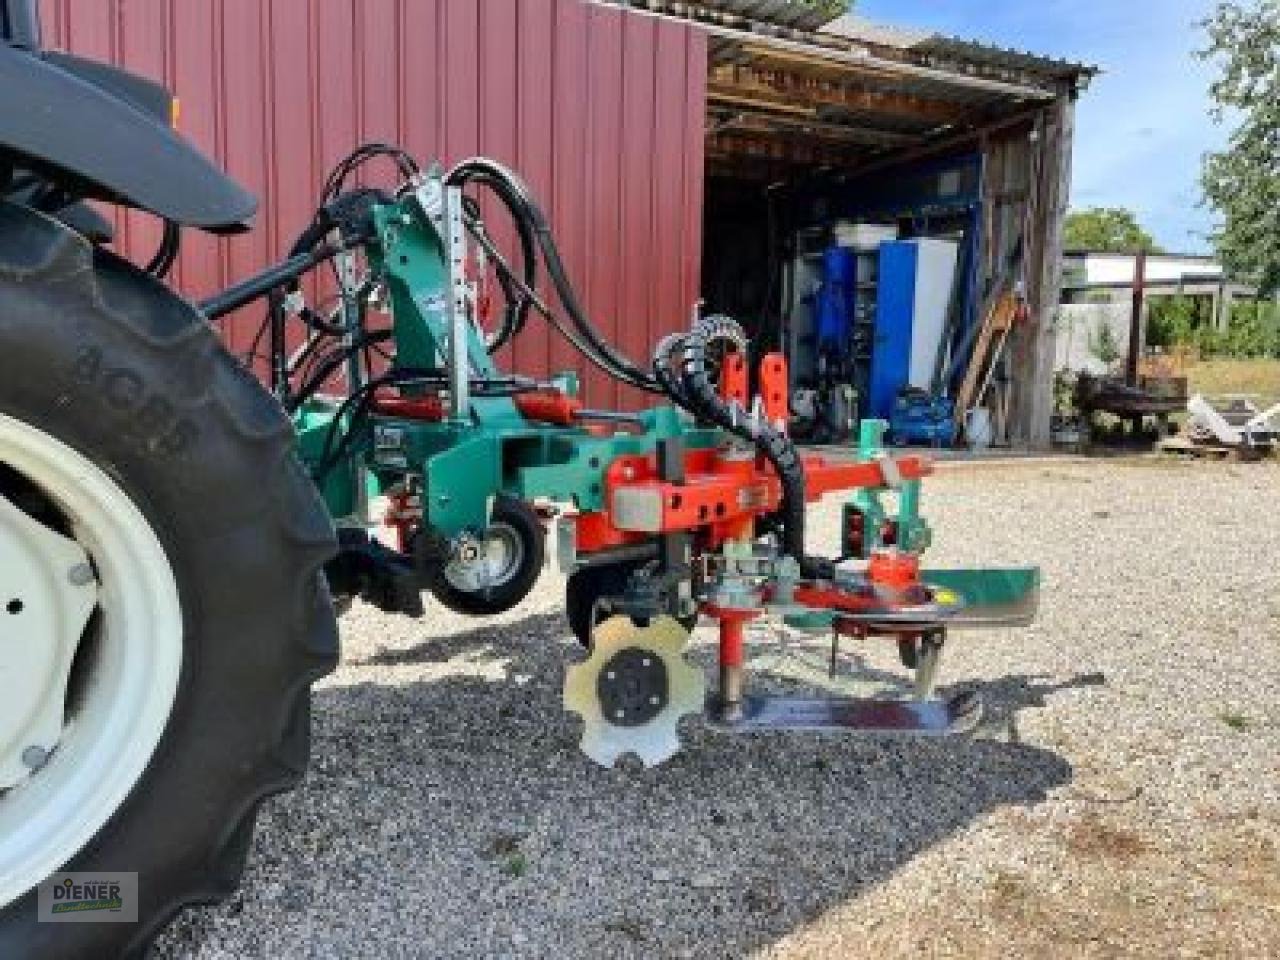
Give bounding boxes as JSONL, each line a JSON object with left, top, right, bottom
{"left": 443, "top": 522, "right": 524, "bottom": 593}
{"left": 0, "top": 412, "right": 182, "bottom": 907}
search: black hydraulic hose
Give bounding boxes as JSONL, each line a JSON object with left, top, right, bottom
{"left": 651, "top": 332, "right": 694, "bottom": 410}
{"left": 286, "top": 328, "right": 395, "bottom": 412}
{"left": 459, "top": 189, "right": 535, "bottom": 353}
{"left": 673, "top": 318, "right": 834, "bottom": 581}
{"left": 145, "top": 219, "right": 181, "bottom": 279}
{"left": 445, "top": 158, "right": 663, "bottom": 394}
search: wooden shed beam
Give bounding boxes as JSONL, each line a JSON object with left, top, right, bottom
{"left": 708, "top": 131, "right": 866, "bottom": 168}
{"left": 709, "top": 67, "right": 966, "bottom": 125}
{"left": 710, "top": 110, "right": 918, "bottom": 147}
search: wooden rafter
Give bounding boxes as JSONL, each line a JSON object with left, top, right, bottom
{"left": 707, "top": 131, "right": 868, "bottom": 169}
{"left": 709, "top": 110, "right": 917, "bottom": 147}
{"left": 709, "top": 65, "right": 968, "bottom": 126}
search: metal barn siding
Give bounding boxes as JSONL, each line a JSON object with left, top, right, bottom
{"left": 39, "top": 0, "right": 709, "bottom": 409}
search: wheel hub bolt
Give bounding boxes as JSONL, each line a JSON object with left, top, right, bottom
{"left": 21, "top": 746, "right": 49, "bottom": 771}
{"left": 68, "top": 563, "right": 95, "bottom": 587}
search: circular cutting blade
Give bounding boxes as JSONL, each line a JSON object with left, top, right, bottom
{"left": 563, "top": 615, "right": 705, "bottom": 767}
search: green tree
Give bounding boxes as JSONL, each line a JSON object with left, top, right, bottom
{"left": 797, "top": 0, "right": 849, "bottom": 16}
{"left": 1147, "top": 295, "right": 1201, "bottom": 348}
{"left": 1200, "top": 1, "right": 1280, "bottom": 294}
{"left": 1089, "top": 318, "right": 1121, "bottom": 366}
{"left": 1064, "top": 207, "right": 1163, "bottom": 253}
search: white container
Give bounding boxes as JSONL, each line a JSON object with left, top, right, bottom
{"left": 965, "top": 407, "right": 993, "bottom": 449}
{"left": 833, "top": 220, "right": 897, "bottom": 251}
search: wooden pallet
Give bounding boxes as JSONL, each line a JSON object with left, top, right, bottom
{"left": 1157, "top": 436, "right": 1270, "bottom": 462}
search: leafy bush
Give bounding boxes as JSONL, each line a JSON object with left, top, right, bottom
{"left": 1089, "top": 317, "right": 1121, "bottom": 365}
{"left": 1149, "top": 296, "right": 1280, "bottom": 358}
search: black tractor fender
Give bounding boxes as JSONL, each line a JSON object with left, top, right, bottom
{"left": 0, "top": 43, "right": 255, "bottom": 232}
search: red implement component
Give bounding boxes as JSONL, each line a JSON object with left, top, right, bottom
{"left": 758, "top": 352, "right": 789, "bottom": 428}
{"left": 702, "top": 603, "right": 763, "bottom": 670}
{"left": 370, "top": 388, "right": 582, "bottom": 427}
{"left": 383, "top": 489, "right": 421, "bottom": 553}
{"left": 719, "top": 352, "right": 749, "bottom": 408}
{"left": 370, "top": 391, "right": 444, "bottom": 421}
{"left": 514, "top": 389, "right": 582, "bottom": 426}
{"left": 867, "top": 549, "right": 921, "bottom": 588}
{"left": 574, "top": 446, "right": 932, "bottom": 553}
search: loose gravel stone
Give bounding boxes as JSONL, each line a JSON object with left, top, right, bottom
{"left": 156, "top": 458, "right": 1280, "bottom": 959}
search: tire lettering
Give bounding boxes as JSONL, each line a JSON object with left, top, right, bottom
{"left": 104, "top": 369, "right": 143, "bottom": 410}
{"left": 68, "top": 345, "right": 200, "bottom": 457}
{"left": 72, "top": 346, "right": 102, "bottom": 383}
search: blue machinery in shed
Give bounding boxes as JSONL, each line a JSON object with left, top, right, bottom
{"left": 786, "top": 154, "right": 985, "bottom": 446}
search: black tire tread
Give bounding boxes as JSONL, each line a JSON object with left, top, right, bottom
{"left": 0, "top": 202, "right": 338, "bottom": 959}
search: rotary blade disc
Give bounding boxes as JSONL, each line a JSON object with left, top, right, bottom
{"left": 563, "top": 615, "right": 705, "bottom": 767}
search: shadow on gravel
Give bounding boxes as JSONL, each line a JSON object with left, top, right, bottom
{"left": 162, "top": 611, "right": 1082, "bottom": 959}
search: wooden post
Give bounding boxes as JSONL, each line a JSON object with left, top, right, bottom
{"left": 1022, "top": 92, "right": 1075, "bottom": 447}
{"left": 1126, "top": 248, "right": 1146, "bottom": 386}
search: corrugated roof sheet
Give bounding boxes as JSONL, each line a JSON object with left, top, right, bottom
{"left": 910, "top": 35, "right": 1097, "bottom": 82}
{"left": 608, "top": 0, "right": 841, "bottom": 32}
{"left": 692, "top": 0, "right": 842, "bottom": 31}
{"left": 821, "top": 14, "right": 1097, "bottom": 82}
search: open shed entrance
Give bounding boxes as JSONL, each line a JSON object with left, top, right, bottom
{"left": 671, "top": 6, "right": 1093, "bottom": 447}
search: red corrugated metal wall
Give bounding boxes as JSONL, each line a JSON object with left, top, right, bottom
{"left": 38, "top": 0, "right": 707, "bottom": 409}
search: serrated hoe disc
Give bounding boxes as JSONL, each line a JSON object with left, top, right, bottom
{"left": 563, "top": 615, "right": 705, "bottom": 767}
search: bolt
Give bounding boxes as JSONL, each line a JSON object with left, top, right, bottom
{"left": 68, "top": 564, "right": 95, "bottom": 587}
{"left": 649, "top": 695, "right": 660, "bottom": 705}
{"left": 615, "top": 710, "right": 625, "bottom": 720}
{"left": 641, "top": 658, "right": 652, "bottom": 667}
{"left": 21, "top": 746, "right": 48, "bottom": 771}
{"left": 605, "top": 671, "right": 616, "bottom": 680}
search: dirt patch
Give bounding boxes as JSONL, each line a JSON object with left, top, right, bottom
{"left": 1064, "top": 814, "right": 1150, "bottom": 860}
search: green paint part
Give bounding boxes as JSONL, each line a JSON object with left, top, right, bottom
{"left": 920, "top": 567, "right": 1040, "bottom": 608}
{"left": 783, "top": 610, "right": 837, "bottom": 633}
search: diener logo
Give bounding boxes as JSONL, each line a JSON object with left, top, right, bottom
{"left": 37, "top": 872, "right": 138, "bottom": 923}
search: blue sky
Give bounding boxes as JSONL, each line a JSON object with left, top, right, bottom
{"left": 855, "top": 0, "right": 1228, "bottom": 253}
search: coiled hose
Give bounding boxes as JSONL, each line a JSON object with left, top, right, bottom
{"left": 658, "top": 317, "right": 834, "bottom": 581}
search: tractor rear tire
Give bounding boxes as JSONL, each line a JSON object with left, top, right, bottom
{"left": 0, "top": 203, "right": 338, "bottom": 958}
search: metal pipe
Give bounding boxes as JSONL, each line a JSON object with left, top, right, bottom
{"left": 198, "top": 244, "right": 340, "bottom": 320}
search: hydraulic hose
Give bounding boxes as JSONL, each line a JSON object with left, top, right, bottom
{"left": 669, "top": 317, "right": 834, "bottom": 581}
{"left": 445, "top": 157, "right": 663, "bottom": 394}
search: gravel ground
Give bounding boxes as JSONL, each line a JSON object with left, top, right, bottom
{"left": 157, "top": 458, "right": 1280, "bottom": 959}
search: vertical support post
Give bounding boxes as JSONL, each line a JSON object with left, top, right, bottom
{"left": 898, "top": 478, "right": 920, "bottom": 530}
{"left": 858, "top": 418, "right": 887, "bottom": 459}
{"left": 442, "top": 185, "right": 470, "bottom": 422}
{"left": 1126, "top": 248, "right": 1146, "bottom": 387}
{"left": 1022, "top": 93, "right": 1076, "bottom": 447}
{"left": 337, "top": 247, "right": 369, "bottom": 523}
{"left": 716, "top": 615, "right": 747, "bottom": 721}
{"left": 268, "top": 291, "right": 287, "bottom": 400}
{"left": 656, "top": 437, "right": 693, "bottom": 621}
